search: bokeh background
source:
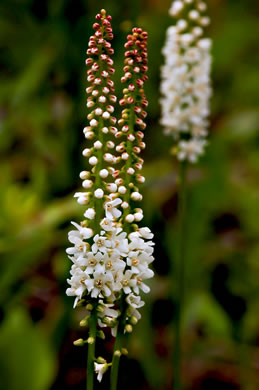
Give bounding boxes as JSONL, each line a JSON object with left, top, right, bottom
{"left": 0, "top": 0, "right": 259, "bottom": 389}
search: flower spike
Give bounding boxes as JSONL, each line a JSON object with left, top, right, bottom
{"left": 160, "top": 0, "right": 212, "bottom": 163}
{"left": 66, "top": 11, "right": 154, "bottom": 387}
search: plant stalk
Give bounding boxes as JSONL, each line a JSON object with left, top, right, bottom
{"left": 174, "top": 161, "right": 187, "bottom": 390}
{"left": 110, "top": 300, "right": 125, "bottom": 390}
{"left": 87, "top": 309, "right": 97, "bottom": 390}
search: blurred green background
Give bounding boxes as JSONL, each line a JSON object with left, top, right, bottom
{"left": 0, "top": 0, "right": 259, "bottom": 389}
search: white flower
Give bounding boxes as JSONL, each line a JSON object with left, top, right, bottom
{"left": 74, "top": 192, "right": 89, "bottom": 205}
{"left": 178, "top": 139, "right": 207, "bottom": 163}
{"left": 108, "top": 228, "right": 128, "bottom": 256}
{"left": 83, "top": 251, "right": 103, "bottom": 274}
{"left": 85, "top": 270, "right": 113, "bottom": 298}
{"left": 138, "top": 227, "right": 154, "bottom": 240}
{"left": 116, "top": 269, "right": 134, "bottom": 294}
{"left": 94, "top": 362, "right": 109, "bottom": 382}
{"left": 105, "top": 198, "right": 122, "bottom": 220}
{"left": 92, "top": 232, "right": 111, "bottom": 254}
{"left": 133, "top": 268, "right": 154, "bottom": 294}
{"left": 169, "top": 0, "right": 184, "bottom": 16}
{"left": 126, "top": 293, "right": 145, "bottom": 309}
{"left": 160, "top": 1, "right": 211, "bottom": 162}
{"left": 71, "top": 221, "right": 93, "bottom": 238}
{"left": 100, "top": 217, "right": 115, "bottom": 231}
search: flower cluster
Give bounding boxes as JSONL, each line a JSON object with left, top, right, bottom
{"left": 117, "top": 28, "right": 149, "bottom": 226}
{"left": 160, "top": 0, "right": 212, "bottom": 163}
{"left": 66, "top": 11, "right": 154, "bottom": 381}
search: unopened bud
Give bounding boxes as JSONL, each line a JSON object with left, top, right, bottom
{"left": 80, "top": 317, "right": 89, "bottom": 327}
{"left": 97, "top": 330, "right": 105, "bottom": 340}
{"left": 96, "top": 357, "right": 107, "bottom": 364}
{"left": 73, "top": 338, "right": 85, "bottom": 346}
{"left": 130, "top": 316, "right": 138, "bottom": 325}
{"left": 87, "top": 337, "right": 95, "bottom": 344}
{"left": 86, "top": 303, "right": 93, "bottom": 311}
{"left": 125, "top": 324, "right": 133, "bottom": 333}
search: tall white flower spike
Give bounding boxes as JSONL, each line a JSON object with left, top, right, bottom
{"left": 160, "top": 0, "right": 212, "bottom": 162}
{"left": 66, "top": 10, "right": 154, "bottom": 386}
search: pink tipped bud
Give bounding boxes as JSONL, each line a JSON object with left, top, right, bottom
{"left": 106, "top": 58, "right": 114, "bottom": 66}
{"left": 133, "top": 146, "right": 141, "bottom": 154}
{"left": 109, "top": 116, "right": 116, "bottom": 125}
{"left": 86, "top": 86, "right": 93, "bottom": 94}
{"left": 136, "top": 131, "right": 144, "bottom": 139}
{"left": 128, "top": 84, "right": 135, "bottom": 91}
{"left": 94, "top": 77, "right": 102, "bottom": 85}
{"left": 116, "top": 144, "right": 125, "bottom": 152}
{"left": 85, "top": 58, "right": 94, "bottom": 65}
{"left": 135, "top": 163, "right": 142, "bottom": 170}
{"left": 109, "top": 95, "right": 117, "bottom": 103}
{"left": 92, "top": 47, "right": 99, "bottom": 55}
{"left": 121, "top": 152, "right": 129, "bottom": 160}
{"left": 127, "top": 97, "right": 134, "bottom": 104}
{"left": 127, "top": 167, "right": 135, "bottom": 175}
{"left": 107, "top": 141, "right": 115, "bottom": 149}
{"left": 107, "top": 105, "right": 114, "bottom": 113}
{"left": 137, "top": 79, "right": 144, "bottom": 87}
{"left": 107, "top": 126, "right": 116, "bottom": 135}
{"left": 115, "top": 178, "right": 123, "bottom": 185}
{"left": 102, "top": 87, "right": 109, "bottom": 94}
{"left": 101, "top": 70, "right": 109, "bottom": 78}
{"left": 134, "top": 106, "right": 142, "bottom": 114}
{"left": 98, "top": 95, "right": 106, "bottom": 103}
{"left": 142, "top": 99, "right": 148, "bottom": 107}
{"left": 92, "top": 63, "right": 100, "bottom": 71}
{"left": 128, "top": 134, "right": 135, "bottom": 142}
{"left": 112, "top": 170, "right": 120, "bottom": 178}
{"left": 137, "top": 175, "right": 145, "bottom": 183}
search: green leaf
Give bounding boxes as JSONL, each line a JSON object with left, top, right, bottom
{"left": 0, "top": 308, "right": 56, "bottom": 390}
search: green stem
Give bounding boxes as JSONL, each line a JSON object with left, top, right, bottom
{"left": 174, "top": 161, "right": 187, "bottom": 390}
{"left": 110, "top": 300, "right": 126, "bottom": 390}
{"left": 87, "top": 309, "right": 97, "bottom": 390}
{"left": 110, "top": 332, "right": 123, "bottom": 390}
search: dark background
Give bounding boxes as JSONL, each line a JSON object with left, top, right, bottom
{"left": 0, "top": 0, "right": 259, "bottom": 389}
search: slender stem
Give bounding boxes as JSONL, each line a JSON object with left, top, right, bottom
{"left": 87, "top": 309, "right": 97, "bottom": 390}
{"left": 110, "top": 331, "right": 123, "bottom": 390}
{"left": 174, "top": 161, "right": 187, "bottom": 390}
{"left": 110, "top": 299, "right": 125, "bottom": 390}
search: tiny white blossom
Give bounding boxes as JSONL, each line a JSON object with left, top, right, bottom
{"left": 94, "top": 362, "right": 109, "bottom": 382}
{"left": 105, "top": 198, "right": 122, "bottom": 220}
{"left": 126, "top": 293, "right": 145, "bottom": 309}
